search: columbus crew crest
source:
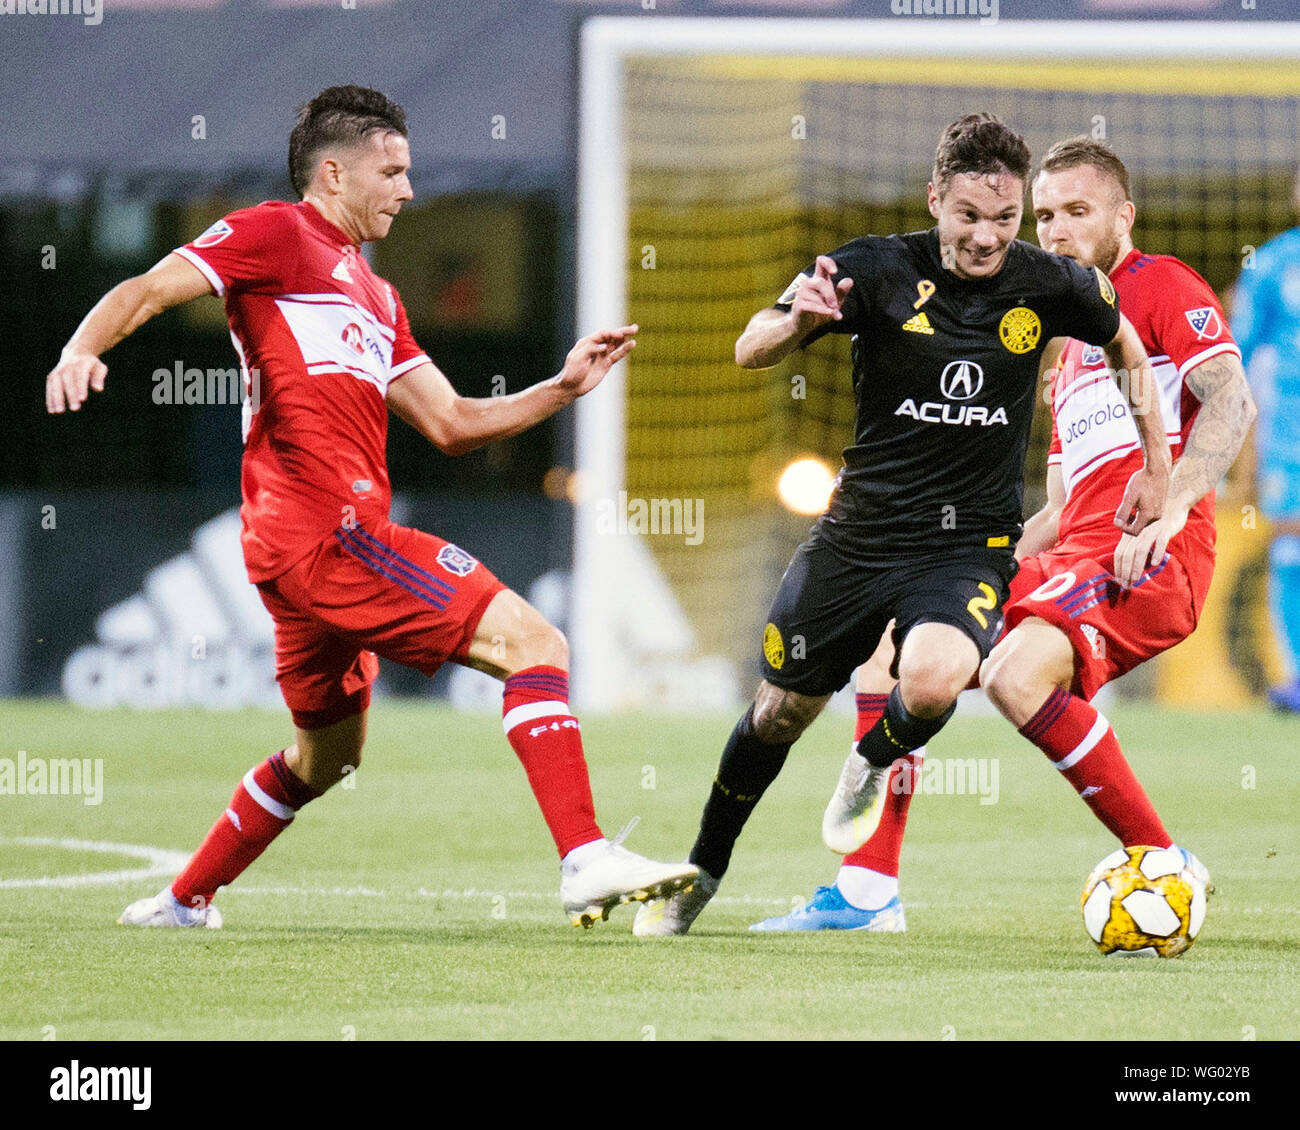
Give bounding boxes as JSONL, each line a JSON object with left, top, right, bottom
{"left": 762, "top": 623, "right": 785, "bottom": 670}
{"left": 998, "top": 306, "right": 1042, "bottom": 354}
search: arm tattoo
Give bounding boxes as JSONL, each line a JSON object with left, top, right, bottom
{"left": 1170, "top": 354, "right": 1257, "bottom": 508}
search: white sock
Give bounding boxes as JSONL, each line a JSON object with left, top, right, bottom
{"left": 561, "top": 837, "right": 609, "bottom": 875}
{"left": 836, "top": 864, "right": 899, "bottom": 910}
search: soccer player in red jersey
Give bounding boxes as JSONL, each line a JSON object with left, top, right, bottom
{"left": 751, "top": 137, "right": 1256, "bottom": 932}
{"left": 44, "top": 86, "right": 697, "bottom": 929}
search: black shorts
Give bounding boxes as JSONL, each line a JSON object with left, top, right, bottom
{"left": 758, "top": 530, "right": 1018, "bottom": 696}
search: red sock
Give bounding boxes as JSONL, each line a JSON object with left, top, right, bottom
{"left": 502, "top": 666, "right": 602, "bottom": 857}
{"left": 171, "top": 750, "right": 318, "bottom": 909}
{"left": 844, "top": 693, "right": 920, "bottom": 877}
{"left": 1019, "top": 688, "right": 1171, "bottom": 847}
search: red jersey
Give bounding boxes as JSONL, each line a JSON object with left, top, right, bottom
{"left": 174, "top": 201, "right": 430, "bottom": 582}
{"left": 1048, "top": 248, "right": 1241, "bottom": 608}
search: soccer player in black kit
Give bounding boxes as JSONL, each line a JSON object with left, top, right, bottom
{"left": 633, "top": 113, "right": 1172, "bottom": 937}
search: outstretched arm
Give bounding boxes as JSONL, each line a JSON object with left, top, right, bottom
{"left": 387, "top": 325, "right": 636, "bottom": 457}
{"left": 1112, "top": 351, "right": 1256, "bottom": 587}
{"left": 45, "top": 253, "right": 215, "bottom": 413}
{"left": 735, "top": 255, "right": 854, "bottom": 369}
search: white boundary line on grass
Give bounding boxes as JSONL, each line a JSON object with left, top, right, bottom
{"left": 19, "top": 840, "right": 1287, "bottom": 916}
{"left": 0, "top": 838, "right": 796, "bottom": 906}
{"left": 0, "top": 837, "right": 190, "bottom": 889}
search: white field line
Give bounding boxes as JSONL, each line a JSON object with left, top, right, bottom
{"left": 0, "top": 837, "right": 189, "bottom": 889}
{"left": 0, "top": 837, "right": 795, "bottom": 905}
{"left": 8, "top": 839, "right": 1288, "bottom": 916}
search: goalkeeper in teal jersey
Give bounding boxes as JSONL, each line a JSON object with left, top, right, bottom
{"left": 1232, "top": 174, "right": 1300, "bottom": 713}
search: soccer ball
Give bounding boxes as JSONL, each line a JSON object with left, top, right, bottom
{"left": 1080, "top": 846, "right": 1207, "bottom": 958}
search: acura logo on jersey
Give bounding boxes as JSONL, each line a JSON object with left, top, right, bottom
{"left": 341, "top": 323, "right": 365, "bottom": 355}
{"left": 895, "top": 399, "right": 1009, "bottom": 427}
{"left": 939, "top": 360, "right": 984, "bottom": 400}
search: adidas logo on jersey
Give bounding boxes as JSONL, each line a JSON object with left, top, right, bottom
{"left": 902, "top": 312, "right": 934, "bottom": 335}
{"left": 331, "top": 257, "right": 354, "bottom": 284}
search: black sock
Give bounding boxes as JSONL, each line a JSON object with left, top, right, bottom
{"left": 856, "top": 685, "right": 955, "bottom": 768}
{"left": 689, "top": 707, "right": 792, "bottom": 881}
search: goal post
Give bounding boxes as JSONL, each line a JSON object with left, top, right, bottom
{"left": 573, "top": 15, "right": 1300, "bottom": 713}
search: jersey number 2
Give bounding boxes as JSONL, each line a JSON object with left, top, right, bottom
{"left": 967, "top": 582, "right": 999, "bottom": 630}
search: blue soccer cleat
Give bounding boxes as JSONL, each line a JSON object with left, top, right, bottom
{"left": 749, "top": 885, "right": 905, "bottom": 932}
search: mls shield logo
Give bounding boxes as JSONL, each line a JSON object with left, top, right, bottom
{"left": 437, "top": 544, "right": 478, "bottom": 577}
{"left": 1184, "top": 306, "right": 1223, "bottom": 341}
{"left": 939, "top": 359, "right": 984, "bottom": 401}
{"left": 1081, "top": 344, "right": 1105, "bottom": 367}
{"left": 193, "top": 219, "right": 233, "bottom": 248}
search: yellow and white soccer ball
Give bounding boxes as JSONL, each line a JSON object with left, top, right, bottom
{"left": 1080, "top": 846, "right": 1207, "bottom": 958}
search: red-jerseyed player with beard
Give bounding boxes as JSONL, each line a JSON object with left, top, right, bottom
{"left": 752, "top": 137, "right": 1255, "bottom": 932}
{"left": 45, "top": 86, "right": 697, "bottom": 930}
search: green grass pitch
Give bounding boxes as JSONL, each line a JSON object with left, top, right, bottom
{"left": 0, "top": 698, "right": 1296, "bottom": 1041}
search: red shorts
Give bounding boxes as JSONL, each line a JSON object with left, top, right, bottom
{"left": 1003, "top": 545, "right": 1200, "bottom": 701}
{"left": 255, "top": 517, "right": 507, "bottom": 730}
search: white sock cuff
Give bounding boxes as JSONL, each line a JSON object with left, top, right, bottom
{"left": 502, "top": 700, "right": 573, "bottom": 734}
{"left": 836, "top": 863, "right": 900, "bottom": 911}
{"left": 242, "top": 768, "right": 295, "bottom": 822}
{"left": 1054, "top": 712, "right": 1109, "bottom": 772}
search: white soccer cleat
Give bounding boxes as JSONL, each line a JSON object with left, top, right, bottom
{"left": 633, "top": 869, "right": 720, "bottom": 937}
{"left": 119, "top": 887, "right": 223, "bottom": 929}
{"left": 822, "top": 751, "right": 892, "bottom": 855}
{"left": 560, "top": 826, "right": 699, "bottom": 929}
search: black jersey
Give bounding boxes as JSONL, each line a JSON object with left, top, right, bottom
{"left": 775, "top": 228, "right": 1120, "bottom": 560}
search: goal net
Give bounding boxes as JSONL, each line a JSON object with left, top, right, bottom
{"left": 573, "top": 16, "right": 1300, "bottom": 711}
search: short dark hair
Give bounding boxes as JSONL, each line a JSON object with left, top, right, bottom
{"left": 932, "top": 113, "right": 1030, "bottom": 196}
{"left": 1037, "top": 136, "right": 1132, "bottom": 203}
{"left": 288, "top": 85, "right": 408, "bottom": 197}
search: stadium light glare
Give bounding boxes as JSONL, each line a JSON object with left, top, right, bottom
{"left": 777, "top": 457, "right": 835, "bottom": 515}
